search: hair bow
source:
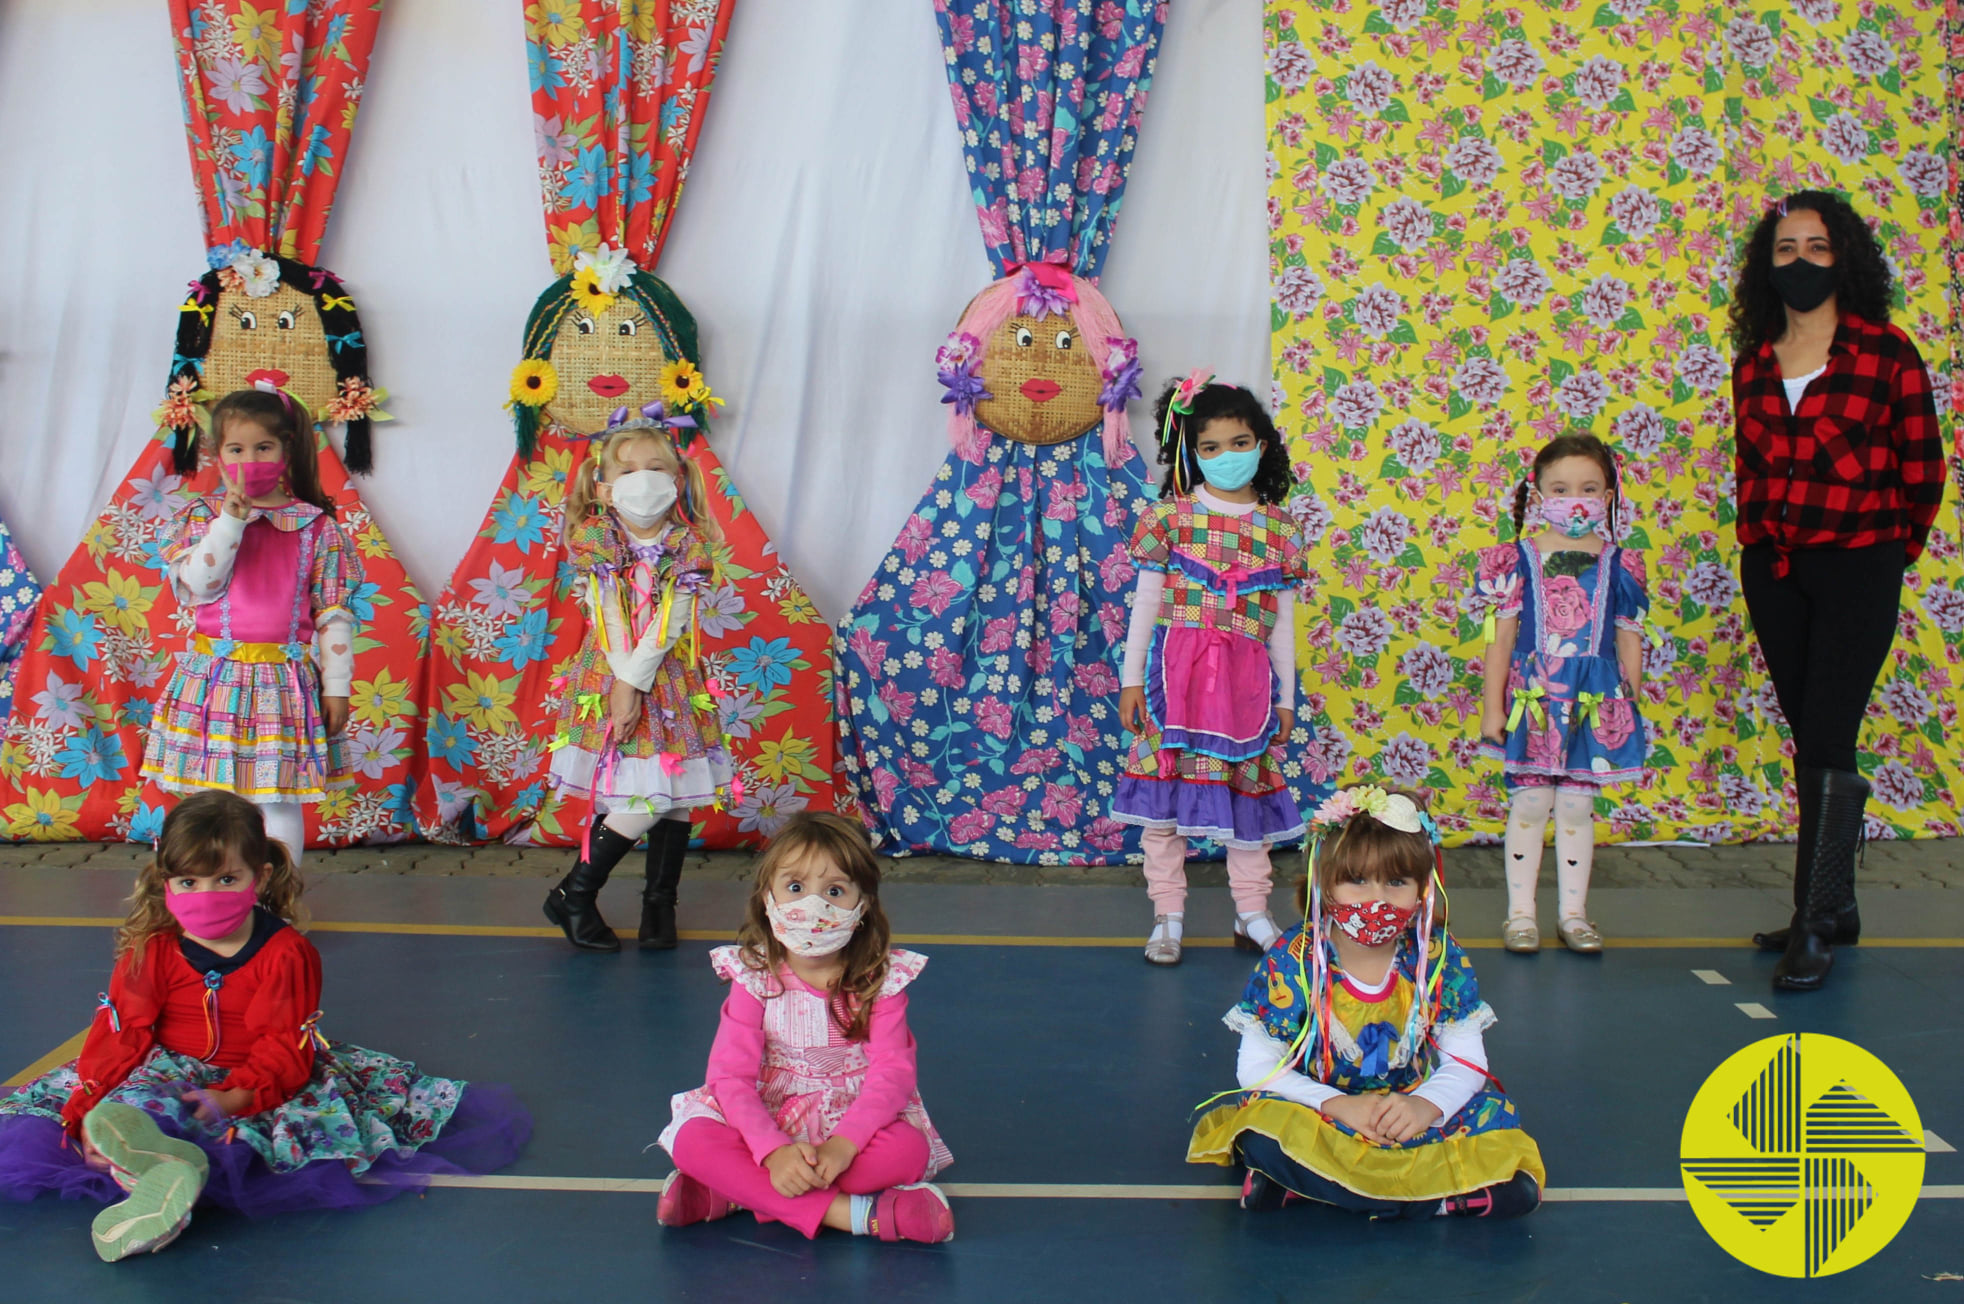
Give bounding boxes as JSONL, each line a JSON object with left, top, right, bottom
{"left": 605, "top": 400, "right": 699, "bottom": 435}
{"left": 1013, "top": 260, "right": 1078, "bottom": 319}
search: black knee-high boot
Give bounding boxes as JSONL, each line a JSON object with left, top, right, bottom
{"left": 543, "top": 823, "right": 637, "bottom": 952}
{"left": 638, "top": 818, "right": 689, "bottom": 950}
{"left": 1754, "top": 767, "right": 1859, "bottom": 951}
{"left": 1774, "top": 768, "right": 1868, "bottom": 991}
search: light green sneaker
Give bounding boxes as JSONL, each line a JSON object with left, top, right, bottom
{"left": 83, "top": 1101, "right": 210, "bottom": 1193}
{"left": 90, "top": 1159, "right": 203, "bottom": 1262}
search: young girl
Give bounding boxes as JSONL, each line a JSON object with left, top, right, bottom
{"left": 1475, "top": 434, "right": 1649, "bottom": 953}
{"left": 655, "top": 812, "right": 955, "bottom": 1243}
{"left": 139, "top": 386, "right": 362, "bottom": 863}
{"left": 0, "top": 792, "right": 530, "bottom": 1261}
{"left": 544, "top": 413, "right": 732, "bottom": 952}
{"left": 1113, "top": 373, "right": 1318, "bottom": 965}
{"left": 1187, "top": 786, "right": 1545, "bottom": 1220}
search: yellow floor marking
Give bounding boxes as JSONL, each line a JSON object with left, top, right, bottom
{"left": 4, "top": 1028, "right": 89, "bottom": 1088}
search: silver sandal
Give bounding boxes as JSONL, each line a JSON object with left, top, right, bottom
{"left": 1143, "top": 915, "right": 1183, "bottom": 966}
{"left": 1233, "top": 911, "right": 1280, "bottom": 953}
{"left": 1502, "top": 916, "right": 1540, "bottom": 954}
{"left": 1557, "top": 917, "right": 1604, "bottom": 953}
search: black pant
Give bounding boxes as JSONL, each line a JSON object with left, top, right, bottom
{"left": 1236, "top": 1133, "right": 1438, "bottom": 1219}
{"left": 1739, "top": 542, "right": 1905, "bottom": 773}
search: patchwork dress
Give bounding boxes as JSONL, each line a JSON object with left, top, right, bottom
{"left": 1110, "top": 495, "right": 1321, "bottom": 848}
{"left": 548, "top": 515, "right": 734, "bottom": 814}
{"left": 659, "top": 945, "right": 953, "bottom": 1178}
{"left": 140, "top": 497, "right": 361, "bottom": 802}
{"left": 1475, "top": 542, "right": 1650, "bottom": 788}
{"left": 1187, "top": 924, "right": 1545, "bottom": 1203}
{"left": 0, "top": 910, "right": 530, "bottom": 1214}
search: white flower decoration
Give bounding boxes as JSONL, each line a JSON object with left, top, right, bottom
{"left": 574, "top": 242, "right": 637, "bottom": 295}
{"left": 232, "top": 249, "right": 280, "bottom": 298}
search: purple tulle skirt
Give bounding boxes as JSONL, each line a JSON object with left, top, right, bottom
{"left": 0, "top": 1044, "right": 531, "bottom": 1218}
{"left": 1111, "top": 774, "right": 1308, "bottom": 850}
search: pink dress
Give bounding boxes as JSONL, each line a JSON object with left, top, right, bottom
{"left": 658, "top": 946, "right": 952, "bottom": 1178}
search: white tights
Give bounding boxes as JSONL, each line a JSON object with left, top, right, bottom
{"left": 600, "top": 810, "right": 692, "bottom": 840}
{"left": 1502, "top": 786, "right": 1598, "bottom": 924}
{"left": 261, "top": 801, "right": 306, "bottom": 867}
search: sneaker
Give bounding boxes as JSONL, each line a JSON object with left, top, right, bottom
{"left": 874, "top": 1182, "right": 955, "bottom": 1243}
{"left": 1442, "top": 1171, "right": 1541, "bottom": 1219}
{"left": 91, "top": 1159, "right": 203, "bottom": 1261}
{"left": 1239, "top": 1168, "right": 1288, "bottom": 1211}
{"left": 656, "top": 1170, "right": 734, "bottom": 1227}
{"left": 83, "top": 1102, "right": 210, "bottom": 1194}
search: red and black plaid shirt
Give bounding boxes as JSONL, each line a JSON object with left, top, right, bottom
{"left": 1732, "top": 313, "right": 1948, "bottom": 573}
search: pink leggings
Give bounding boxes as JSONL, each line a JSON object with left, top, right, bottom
{"left": 669, "top": 1117, "right": 931, "bottom": 1238}
{"left": 1141, "top": 826, "right": 1274, "bottom": 915}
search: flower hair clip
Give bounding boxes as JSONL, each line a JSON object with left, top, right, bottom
{"left": 1163, "top": 367, "right": 1216, "bottom": 493}
{"left": 936, "top": 331, "right": 991, "bottom": 416}
{"left": 1307, "top": 785, "right": 1441, "bottom": 846}
{"left": 1012, "top": 261, "right": 1078, "bottom": 319}
{"left": 1098, "top": 338, "right": 1143, "bottom": 413}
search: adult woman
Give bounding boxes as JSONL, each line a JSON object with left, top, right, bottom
{"left": 1729, "top": 191, "right": 1948, "bottom": 992}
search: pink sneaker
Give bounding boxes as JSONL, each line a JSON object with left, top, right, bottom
{"left": 656, "top": 1171, "right": 734, "bottom": 1227}
{"left": 874, "top": 1182, "right": 955, "bottom": 1243}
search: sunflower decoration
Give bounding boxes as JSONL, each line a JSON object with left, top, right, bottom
{"left": 569, "top": 266, "right": 615, "bottom": 313}
{"left": 657, "top": 359, "right": 725, "bottom": 415}
{"left": 509, "top": 357, "right": 559, "bottom": 409}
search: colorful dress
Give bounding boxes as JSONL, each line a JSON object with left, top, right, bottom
{"left": 547, "top": 515, "right": 733, "bottom": 814}
{"left": 1111, "top": 494, "right": 1322, "bottom": 848}
{"left": 141, "top": 496, "right": 362, "bottom": 803}
{"left": 0, "top": 515, "right": 38, "bottom": 726}
{"left": 658, "top": 945, "right": 953, "bottom": 1178}
{"left": 0, "top": 911, "right": 530, "bottom": 1213}
{"left": 1187, "top": 924, "right": 1545, "bottom": 1203}
{"left": 1475, "top": 542, "right": 1650, "bottom": 787}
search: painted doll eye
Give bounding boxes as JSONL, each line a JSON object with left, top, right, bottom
{"left": 276, "top": 310, "right": 297, "bottom": 330}
{"left": 618, "top": 319, "right": 638, "bottom": 337}
{"left": 1054, "top": 331, "right": 1073, "bottom": 350}
{"left": 236, "top": 310, "right": 258, "bottom": 330}
{"left": 576, "top": 315, "right": 597, "bottom": 335}
{"left": 1015, "top": 326, "right": 1034, "bottom": 347}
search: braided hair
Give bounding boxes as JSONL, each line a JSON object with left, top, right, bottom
{"left": 1150, "top": 378, "right": 1294, "bottom": 505}
{"left": 1510, "top": 433, "right": 1620, "bottom": 539}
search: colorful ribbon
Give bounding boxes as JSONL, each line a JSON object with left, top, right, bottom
{"left": 1505, "top": 684, "right": 1548, "bottom": 731}
{"left": 96, "top": 993, "right": 121, "bottom": 1033}
{"left": 296, "top": 1010, "right": 331, "bottom": 1054}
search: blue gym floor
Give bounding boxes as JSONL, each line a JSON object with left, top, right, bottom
{"left": 2, "top": 872, "right": 1960, "bottom": 1302}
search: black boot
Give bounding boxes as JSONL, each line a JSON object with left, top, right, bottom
{"left": 542, "top": 824, "right": 636, "bottom": 952}
{"left": 1773, "top": 768, "right": 1868, "bottom": 992}
{"left": 638, "top": 818, "right": 689, "bottom": 950}
{"left": 1755, "top": 767, "right": 1826, "bottom": 951}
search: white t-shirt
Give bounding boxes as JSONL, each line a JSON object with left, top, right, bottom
{"left": 1783, "top": 365, "right": 1825, "bottom": 412}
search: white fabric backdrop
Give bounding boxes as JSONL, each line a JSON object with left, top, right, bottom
{"left": 0, "top": 0, "right": 1267, "bottom": 623}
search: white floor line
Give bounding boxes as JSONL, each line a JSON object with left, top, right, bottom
{"left": 1734, "top": 1001, "right": 1777, "bottom": 1019}
{"left": 1928, "top": 1131, "right": 1956, "bottom": 1154}
{"left": 1690, "top": 969, "right": 1730, "bottom": 985}
{"left": 375, "top": 1175, "right": 1964, "bottom": 1201}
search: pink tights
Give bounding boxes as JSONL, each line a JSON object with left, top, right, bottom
{"left": 1140, "top": 826, "right": 1274, "bottom": 915}
{"left": 668, "top": 1117, "right": 931, "bottom": 1238}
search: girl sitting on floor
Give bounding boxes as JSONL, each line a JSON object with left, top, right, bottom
{"left": 0, "top": 791, "right": 529, "bottom": 1261}
{"left": 1187, "top": 786, "right": 1545, "bottom": 1220}
{"left": 655, "top": 812, "right": 955, "bottom": 1243}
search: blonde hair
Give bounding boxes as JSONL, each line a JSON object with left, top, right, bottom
{"left": 119, "top": 792, "right": 307, "bottom": 971}
{"left": 563, "top": 428, "right": 721, "bottom": 547}
{"left": 734, "top": 812, "right": 892, "bottom": 1041}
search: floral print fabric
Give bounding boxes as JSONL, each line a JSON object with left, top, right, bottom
{"left": 0, "top": 517, "right": 39, "bottom": 728}
{"left": 1264, "top": 1, "right": 1964, "bottom": 841}
{"left": 932, "top": 0, "right": 1168, "bottom": 278}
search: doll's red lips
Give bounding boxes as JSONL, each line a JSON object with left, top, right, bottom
{"left": 1020, "top": 379, "right": 1061, "bottom": 403}
{"left": 246, "top": 368, "right": 289, "bottom": 388}
{"left": 588, "top": 375, "right": 629, "bottom": 397}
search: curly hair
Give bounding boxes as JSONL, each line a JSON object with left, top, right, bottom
{"left": 734, "top": 812, "right": 892, "bottom": 1042}
{"left": 119, "top": 792, "right": 307, "bottom": 972}
{"left": 206, "top": 388, "right": 337, "bottom": 518}
{"left": 1510, "top": 432, "right": 1620, "bottom": 540}
{"left": 1149, "top": 378, "right": 1295, "bottom": 506}
{"left": 1729, "top": 190, "right": 1893, "bottom": 355}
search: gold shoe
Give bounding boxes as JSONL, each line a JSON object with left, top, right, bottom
{"left": 1143, "top": 915, "right": 1183, "bottom": 966}
{"left": 1502, "top": 917, "right": 1540, "bottom": 953}
{"left": 1557, "top": 917, "right": 1604, "bottom": 953}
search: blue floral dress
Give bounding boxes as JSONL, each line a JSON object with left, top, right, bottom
{"left": 0, "top": 514, "right": 41, "bottom": 727}
{"left": 1474, "top": 542, "right": 1650, "bottom": 787}
{"left": 1188, "top": 923, "right": 1545, "bottom": 1202}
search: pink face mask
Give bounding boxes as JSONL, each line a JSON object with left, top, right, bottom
{"left": 166, "top": 882, "right": 258, "bottom": 939}
{"left": 227, "top": 459, "right": 286, "bottom": 498}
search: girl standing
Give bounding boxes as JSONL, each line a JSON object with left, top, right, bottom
{"left": 140, "top": 387, "right": 363, "bottom": 862}
{"left": 0, "top": 792, "right": 530, "bottom": 1261}
{"left": 1730, "top": 192, "right": 1947, "bottom": 991}
{"left": 1475, "top": 434, "right": 1649, "bottom": 953}
{"left": 655, "top": 812, "right": 955, "bottom": 1243}
{"left": 1113, "top": 374, "right": 1320, "bottom": 966}
{"left": 544, "top": 415, "right": 733, "bottom": 953}
{"left": 1187, "top": 786, "right": 1545, "bottom": 1221}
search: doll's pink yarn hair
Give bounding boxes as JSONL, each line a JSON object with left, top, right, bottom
{"left": 946, "top": 273, "right": 1134, "bottom": 466}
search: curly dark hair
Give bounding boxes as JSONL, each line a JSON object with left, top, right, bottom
{"left": 1728, "top": 190, "right": 1893, "bottom": 355}
{"left": 1510, "top": 432, "right": 1619, "bottom": 539}
{"left": 1150, "top": 378, "right": 1295, "bottom": 506}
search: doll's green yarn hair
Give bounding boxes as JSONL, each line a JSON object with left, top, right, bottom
{"left": 511, "top": 269, "right": 705, "bottom": 458}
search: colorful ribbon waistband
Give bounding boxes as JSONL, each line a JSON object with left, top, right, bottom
{"left": 193, "top": 635, "right": 312, "bottom": 663}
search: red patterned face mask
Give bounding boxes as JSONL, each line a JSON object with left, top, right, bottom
{"left": 1327, "top": 898, "right": 1416, "bottom": 946}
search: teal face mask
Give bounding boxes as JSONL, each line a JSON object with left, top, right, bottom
{"left": 1198, "top": 446, "right": 1261, "bottom": 492}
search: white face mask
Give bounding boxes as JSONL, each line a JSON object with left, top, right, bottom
{"left": 765, "top": 894, "right": 866, "bottom": 958}
{"left": 609, "top": 468, "right": 677, "bottom": 529}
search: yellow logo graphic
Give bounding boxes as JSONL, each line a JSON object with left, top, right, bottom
{"left": 1681, "top": 1034, "right": 1924, "bottom": 1277}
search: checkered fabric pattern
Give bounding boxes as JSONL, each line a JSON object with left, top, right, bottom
{"left": 1732, "top": 314, "right": 1949, "bottom": 567}
{"left": 1127, "top": 498, "right": 1307, "bottom": 642}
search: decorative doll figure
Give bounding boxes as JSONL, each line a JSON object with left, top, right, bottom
{"left": 969, "top": 266, "right": 1111, "bottom": 447}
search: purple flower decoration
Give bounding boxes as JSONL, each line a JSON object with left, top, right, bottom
{"left": 1098, "top": 337, "right": 1142, "bottom": 412}
{"left": 936, "top": 331, "right": 992, "bottom": 415}
{"left": 1016, "top": 266, "right": 1076, "bottom": 319}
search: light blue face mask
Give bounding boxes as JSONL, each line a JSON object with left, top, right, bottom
{"left": 1198, "top": 446, "right": 1262, "bottom": 492}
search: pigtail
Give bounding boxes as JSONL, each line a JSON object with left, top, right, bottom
{"left": 674, "top": 449, "right": 724, "bottom": 548}
{"left": 562, "top": 451, "right": 604, "bottom": 545}
{"left": 1510, "top": 478, "right": 1532, "bottom": 540}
